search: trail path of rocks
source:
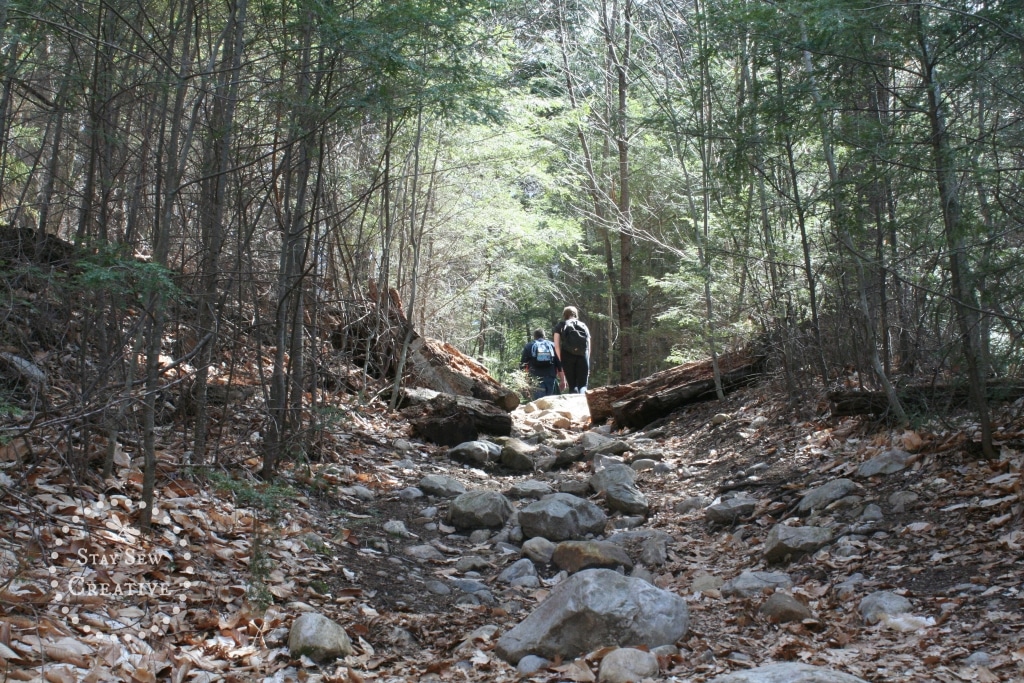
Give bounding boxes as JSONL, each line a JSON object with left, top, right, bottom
{"left": 273, "top": 389, "right": 1024, "bottom": 682}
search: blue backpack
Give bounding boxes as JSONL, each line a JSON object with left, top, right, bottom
{"left": 531, "top": 339, "right": 555, "bottom": 366}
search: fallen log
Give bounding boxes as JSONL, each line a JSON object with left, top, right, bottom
{"left": 399, "top": 388, "right": 513, "bottom": 446}
{"left": 828, "top": 380, "right": 1024, "bottom": 417}
{"left": 329, "top": 282, "right": 518, "bottom": 411}
{"left": 587, "top": 349, "right": 765, "bottom": 430}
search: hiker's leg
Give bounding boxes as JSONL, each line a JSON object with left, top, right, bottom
{"left": 563, "top": 356, "right": 580, "bottom": 393}
{"left": 577, "top": 353, "right": 590, "bottom": 393}
{"left": 531, "top": 374, "right": 545, "bottom": 400}
{"left": 540, "top": 374, "right": 556, "bottom": 396}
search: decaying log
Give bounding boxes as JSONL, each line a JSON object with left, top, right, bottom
{"left": 588, "top": 349, "right": 765, "bottom": 429}
{"left": 400, "top": 388, "right": 513, "bottom": 446}
{"left": 328, "top": 282, "right": 518, "bottom": 411}
{"left": 828, "top": 380, "right": 1024, "bottom": 417}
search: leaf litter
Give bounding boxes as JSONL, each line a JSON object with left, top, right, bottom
{"left": 1, "top": 370, "right": 1023, "bottom": 682}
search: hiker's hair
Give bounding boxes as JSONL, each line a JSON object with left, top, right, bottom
{"left": 562, "top": 306, "right": 578, "bottom": 321}
{"left": 533, "top": 329, "right": 545, "bottom": 339}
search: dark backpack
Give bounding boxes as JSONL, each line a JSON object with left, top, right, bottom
{"left": 531, "top": 339, "right": 555, "bottom": 366}
{"left": 560, "top": 318, "right": 589, "bottom": 356}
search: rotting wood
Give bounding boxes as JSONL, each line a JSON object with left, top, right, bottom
{"left": 399, "top": 387, "right": 513, "bottom": 446}
{"left": 828, "top": 380, "right": 1024, "bottom": 417}
{"left": 588, "top": 348, "right": 765, "bottom": 429}
{"left": 329, "top": 282, "right": 518, "bottom": 411}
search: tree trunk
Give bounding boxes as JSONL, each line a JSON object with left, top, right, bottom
{"left": 916, "top": 8, "right": 993, "bottom": 458}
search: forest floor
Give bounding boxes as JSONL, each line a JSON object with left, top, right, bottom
{"left": 2, "top": 354, "right": 1024, "bottom": 682}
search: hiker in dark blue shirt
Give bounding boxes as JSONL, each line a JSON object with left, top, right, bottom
{"left": 520, "top": 329, "right": 561, "bottom": 399}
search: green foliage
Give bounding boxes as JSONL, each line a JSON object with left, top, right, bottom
{"left": 207, "top": 471, "right": 295, "bottom": 516}
{"left": 74, "top": 247, "right": 180, "bottom": 302}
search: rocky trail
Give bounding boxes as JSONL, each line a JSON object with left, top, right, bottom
{"left": 2, "top": 383, "right": 1023, "bottom": 682}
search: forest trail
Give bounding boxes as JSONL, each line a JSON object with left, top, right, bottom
{"left": 2, "top": 377, "right": 1022, "bottom": 681}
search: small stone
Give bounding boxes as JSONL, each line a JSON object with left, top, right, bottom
{"left": 888, "top": 490, "right": 919, "bottom": 512}
{"left": 722, "top": 571, "right": 793, "bottom": 598}
{"left": 691, "top": 573, "right": 723, "bottom": 593}
{"left": 963, "top": 651, "right": 992, "bottom": 668}
{"left": 468, "top": 529, "right": 491, "bottom": 544}
{"left": 631, "top": 458, "right": 657, "bottom": 472}
{"left": 760, "top": 592, "right": 812, "bottom": 623}
{"left": 397, "top": 486, "right": 424, "bottom": 501}
{"left": 552, "top": 540, "right": 633, "bottom": 573}
{"left": 522, "top": 536, "right": 556, "bottom": 564}
{"left": 404, "top": 544, "right": 445, "bottom": 561}
{"left": 706, "top": 497, "right": 756, "bottom": 525}
{"left": 288, "top": 612, "right": 354, "bottom": 662}
{"left": 859, "top": 590, "right": 912, "bottom": 624}
{"left": 856, "top": 449, "right": 913, "bottom": 477}
{"left": 711, "top": 413, "right": 730, "bottom": 425}
{"left": 383, "top": 520, "right": 414, "bottom": 538}
{"left": 517, "top": 654, "right": 551, "bottom": 675}
{"left": 454, "top": 555, "right": 490, "bottom": 573}
{"left": 598, "top": 647, "right": 660, "bottom": 683}
{"left": 675, "top": 496, "right": 709, "bottom": 514}
{"left": 860, "top": 504, "right": 883, "bottom": 522}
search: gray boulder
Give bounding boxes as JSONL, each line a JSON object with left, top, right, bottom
{"left": 798, "top": 479, "right": 855, "bottom": 513}
{"left": 418, "top": 474, "right": 467, "bottom": 498}
{"left": 519, "top": 493, "right": 608, "bottom": 541}
{"left": 499, "top": 558, "right": 540, "bottom": 587}
{"left": 706, "top": 497, "right": 756, "bottom": 525}
{"left": 449, "top": 491, "right": 514, "bottom": 530}
{"left": 580, "top": 432, "right": 615, "bottom": 453}
{"left": 763, "top": 525, "right": 832, "bottom": 564}
{"left": 288, "top": 612, "right": 354, "bottom": 662}
{"left": 856, "top": 449, "right": 913, "bottom": 477}
{"left": 603, "top": 482, "right": 650, "bottom": 516}
{"left": 522, "top": 536, "right": 557, "bottom": 564}
{"left": 501, "top": 440, "right": 552, "bottom": 473}
{"left": 508, "top": 480, "right": 555, "bottom": 499}
{"left": 448, "top": 440, "right": 495, "bottom": 466}
{"left": 494, "top": 568, "right": 689, "bottom": 665}
{"left": 590, "top": 463, "right": 636, "bottom": 494}
{"left": 722, "top": 571, "right": 793, "bottom": 598}
{"left": 859, "top": 591, "right": 912, "bottom": 625}
{"left": 707, "top": 663, "right": 868, "bottom": 682}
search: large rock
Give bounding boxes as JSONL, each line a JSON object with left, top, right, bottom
{"left": 494, "top": 569, "right": 689, "bottom": 665}
{"left": 418, "top": 474, "right": 467, "bottom": 498}
{"left": 448, "top": 491, "right": 514, "bottom": 530}
{"left": 798, "top": 479, "right": 856, "bottom": 513}
{"left": 763, "top": 525, "right": 832, "bottom": 564}
{"left": 288, "top": 612, "right": 354, "bottom": 662}
{"left": 519, "top": 493, "right": 608, "bottom": 542}
{"left": 707, "top": 663, "right": 869, "bottom": 682}
{"left": 603, "top": 482, "right": 649, "bottom": 516}
{"left": 589, "top": 463, "right": 637, "bottom": 493}
{"left": 552, "top": 540, "right": 634, "bottom": 573}
{"left": 501, "top": 438, "right": 542, "bottom": 472}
